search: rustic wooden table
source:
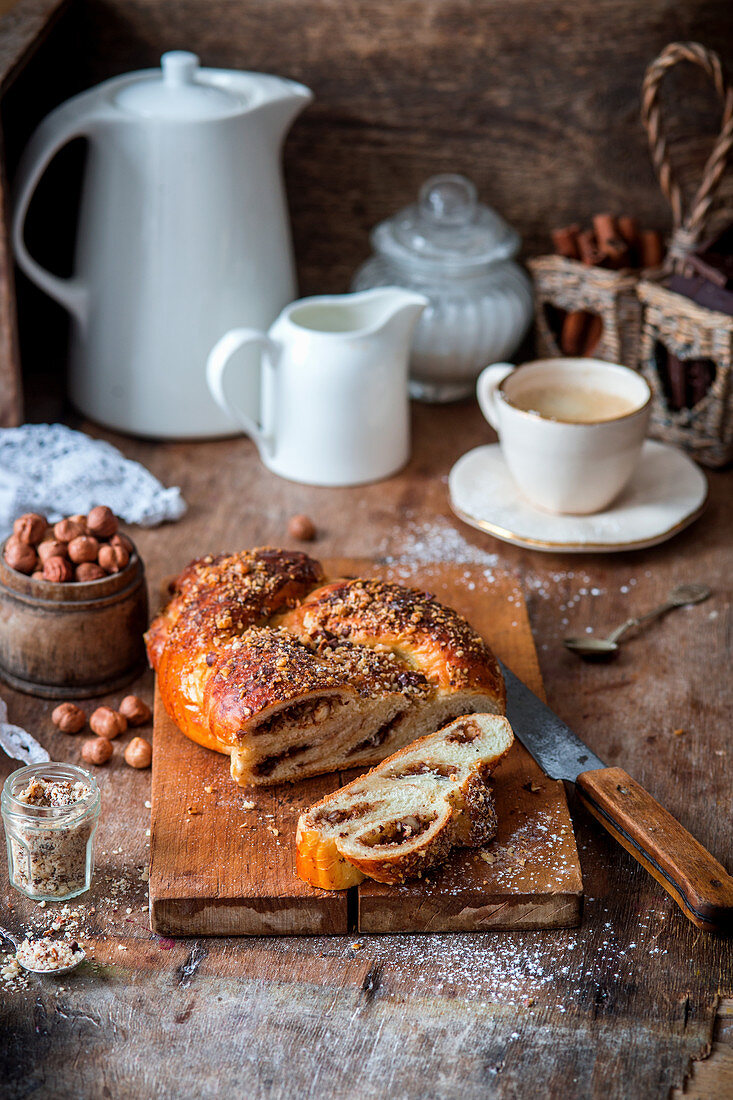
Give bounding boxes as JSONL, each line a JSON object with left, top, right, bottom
{"left": 1, "top": 401, "right": 731, "bottom": 1099}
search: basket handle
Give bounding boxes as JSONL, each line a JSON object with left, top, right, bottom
{"left": 641, "top": 41, "right": 733, "bottom": 270}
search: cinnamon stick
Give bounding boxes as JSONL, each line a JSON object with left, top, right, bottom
{"left": 552, "top": 225, "right": 581, "bottom": 260}
{"left": 577, "top": 229, "right": 606, "bottom": 267}
{"left": 582, "top": 314, "right": 604, "bottom": 355}
{"left": 592, "top": 213, "right": 630, "bottom": 269}
{"left": 617, "top": 215, "right": 641, "bottom": 265}
{"left": 640, "top": 230, "right": 664, "bottom": 269}
{"left": 560, "top": 311, "right": 591, "bottom": 355}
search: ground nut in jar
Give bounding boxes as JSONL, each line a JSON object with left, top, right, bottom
{"left": 1, "top": 763, "right": 101, "bottom": 900}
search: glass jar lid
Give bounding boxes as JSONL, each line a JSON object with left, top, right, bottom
{"left": 370, "top": 174, "right": 521, "bottom": 276}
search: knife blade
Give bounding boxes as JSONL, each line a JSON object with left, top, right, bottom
{"left": 500, "top": 661, "right": 605, "bottom": 779}
{"left": 499, "top": 660, "right": 733, "bottom": 933}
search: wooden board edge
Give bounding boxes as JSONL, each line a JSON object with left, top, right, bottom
{"left": 358, "top": 892, "right": 583, "bottom": 934}
{"left": 150, "top": 892, "right": 349, "bottom": 938}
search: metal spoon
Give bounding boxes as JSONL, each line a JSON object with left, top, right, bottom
{"left": 0, "top": 925, "right": 85, "bottom": 976}
{"left": 563, "top": 583, "right": 711, "bottom": 661}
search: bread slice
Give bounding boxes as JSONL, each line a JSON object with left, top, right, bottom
{"left": 296, "top": 713, "right": 514, "bottom": 890}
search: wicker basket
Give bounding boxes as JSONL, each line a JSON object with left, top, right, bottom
{"left": 636, "top": 42, "right": 733, "bottom": 467}
{"left": 529, "top": 255, "right": 641, "bottom": 368}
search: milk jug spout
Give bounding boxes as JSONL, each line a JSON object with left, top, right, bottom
{"left": 367, "top": 287, "right": 430, "bottom": 346}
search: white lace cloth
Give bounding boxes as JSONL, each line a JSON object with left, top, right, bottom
{"left": 0, "top": 424, "right": 186, "bottom": 537}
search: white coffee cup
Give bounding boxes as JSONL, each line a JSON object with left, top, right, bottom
{"left": 476, "top": 357, "right": 652, "bottom": 515}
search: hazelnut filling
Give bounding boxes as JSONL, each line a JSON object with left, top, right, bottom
{"left": 445, "top": 720, "right": 481, "bottom": 744}
{"left": 253, "top": 697, "right": 333, "bottom": 736}
{"left": 357, "top": 813, "right": 438, "bottom": 849}
{"left": 348, "top": 711, "right": 406, "bottom": 755}
{"left": 253, "top": 743, "right": 311, "bottom": 777}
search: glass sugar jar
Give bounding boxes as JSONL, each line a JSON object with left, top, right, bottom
{"left": 353, "top": 174, "right": 533, "bottom": 402}
{"left": 2, "top": 762, "right": 101, "bottom": 901}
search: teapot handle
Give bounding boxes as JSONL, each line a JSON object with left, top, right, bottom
{"left": 11, "top": 97, "right": 106, "bottom": 319}
{"left": 206, "top": 328, "right": 277, "bottom": 453}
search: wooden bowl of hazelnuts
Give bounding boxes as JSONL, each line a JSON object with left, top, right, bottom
{"left": 0, "top": 506, "right": 148, "bottom": 698}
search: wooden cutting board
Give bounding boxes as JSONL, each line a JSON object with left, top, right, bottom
{"left": 149, "top": 560, "right": 583, "bottom": 936}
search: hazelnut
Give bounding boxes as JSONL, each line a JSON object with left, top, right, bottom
{"left": 110, "top": 532, "right": 134, "bottom": 554}
{"left": 75, "top": 562, "right": 107, "bottom": 583}
{"left": 98, "top": 543, "right": 130, "bottom": 573}
{"left": 287, "top": 514, "right": 316, "bottom": 541}
{"left": 54, "top": 518, "right": 86, "bottom": 543}
{"left": 38, "top": 539, "right": 68, "bottom": 563}
{"left": 52, "top": 702, "right": 86, "bottom": 734}
{"left": 67, "top": 535, "right": 99, "bottom": 564}
{"left": 124, "top": 736, "right": 152, "bottom": 769}
{"left": 4, "top": 540, "right": 38, "bottom": 574}
{"left": 90, "top": 706, "right": 127, "bottom": 739}
{"left": 13, "top": 513, "right": 47, "bottom": 545}
{"left": 81, "top": 737, "right": 113, "bottom": 766}
{"left": 69, "top": 514, "right": 89, "bottom": 532}
{"left": 31, "top": 571, "right": 45, "bottom": 581}
{"left": 43, "top": 556, "right": 74, "bottom": 583}
{"left": 118, "top": 695, "right": 151, "bottom": 726}
{"left": 87, "top": 506, "right": 118, "bottom": 539}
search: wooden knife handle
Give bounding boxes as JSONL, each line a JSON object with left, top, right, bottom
{"left": 576, "top": 767, "right": 733, "bottom": 932}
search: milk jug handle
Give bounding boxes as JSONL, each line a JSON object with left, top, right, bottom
{"left": 11, "top": 99, "right": 100, "bottom": 318}
{"left": 206, "top": 328, "right": 276, "bottom": 452}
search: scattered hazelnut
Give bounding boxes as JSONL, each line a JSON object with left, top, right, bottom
{"left": 53, "top": 518, "right": 86, "bottom": 543}
{"left": 52, "top": 702, "right": 86, "bottom": 734}
{"left": 13, "top": 513, "right": 47, "bottom": 545}
{"left": 4, "top": 540, "right": 38, "bottom": 574}
{"left": 75, "top": 562, "right": 107, "bottom": 582}
{"left": 87, "top": 506, "right": 118, "bottom": 539}
{"left": 90, "top": 706, "right": 127, "bottom": 739}
{"left": 287, "top": 513, "right": 316, "bottom": 541}
{"left": 81, "top": 737, "right": 113, "bottom": 766}
{"left": 118, "top": 695, "right": 151, "bottom": 726}
{"left": 124, "top": 736, "right": 152, "bottom": 769}
{"left": 43, "top": 556, "right": 74, "bottom": 583}
{"left": 67, "top": 535, "right": 99, "bottom": 564}
{"left": 38, "top": 539, "right": 68, "bottom": 563}
{"left": 98, "top": 543, "right": 130, "bottom": 573}
{"left": 110, "top": 532, "right": 134, "bottom": 554}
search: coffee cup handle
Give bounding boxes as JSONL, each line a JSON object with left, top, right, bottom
{"left": 476, "top": 363, "right": 515, "bottom": 430}
{"left": 206, "top": 328, "right": 277, "bottom": 454}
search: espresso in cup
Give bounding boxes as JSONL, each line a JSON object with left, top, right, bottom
{"left": 476, "top": 358, "right": 651, "bottom": 515}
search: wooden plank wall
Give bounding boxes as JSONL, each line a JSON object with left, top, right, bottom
{"left": 76, "top": 0, "right": 733, "bottom": 293}
{"left": 2, "top": 0, "right": 733, "bottom": 408}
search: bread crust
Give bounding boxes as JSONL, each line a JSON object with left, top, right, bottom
{"left": 146, "top": 550, "right": 506, "bottom": 782}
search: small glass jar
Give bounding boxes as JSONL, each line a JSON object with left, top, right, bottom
{"left": 2, "top": 762, "right": 101, "bottom": 901}
{"left": 353, "top": 173, "right": 533, "bottom": 402}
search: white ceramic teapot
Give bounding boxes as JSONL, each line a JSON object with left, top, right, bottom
{"left": 12, "top": 51, "right": 312, "bottom": 438}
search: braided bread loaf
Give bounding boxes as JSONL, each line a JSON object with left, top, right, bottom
{"left": 146, "top": 548, "right": 505, "bottom": 787}
{"left": 296, "top": 713, "right": 514, "bottom": 889}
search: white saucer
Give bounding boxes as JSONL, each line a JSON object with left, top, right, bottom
{"left": 449, "top": 440, "right": 708, "bottom": 553}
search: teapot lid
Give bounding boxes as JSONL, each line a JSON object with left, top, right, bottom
{"left": 371, "top": 174, "right": 521, "bottom": 275}
{"left": 114, "top": 52, "right": 249, "bottom": 119}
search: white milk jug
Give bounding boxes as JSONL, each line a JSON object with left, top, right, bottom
{"left": 12, "top": 51, "right": 312, "bottom": 438}
{"left": 206, "top": 288, "right": 427, "bottom": 486}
